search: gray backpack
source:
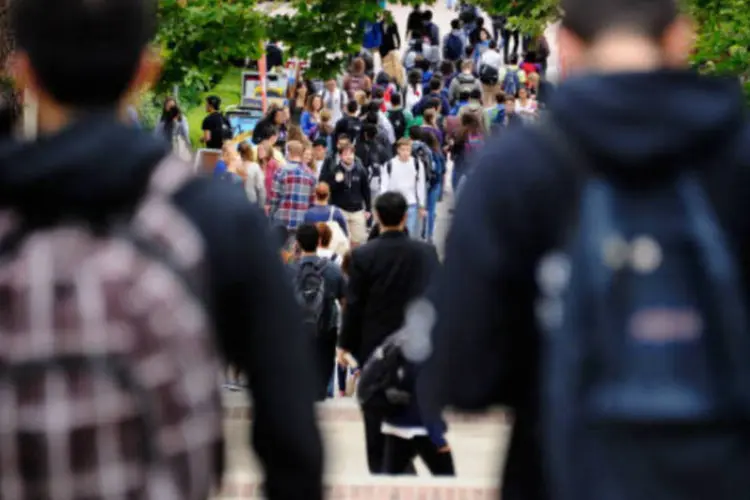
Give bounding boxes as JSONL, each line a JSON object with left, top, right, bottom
{"left": 294, "top": 260, "right": 328, "bottom": 333}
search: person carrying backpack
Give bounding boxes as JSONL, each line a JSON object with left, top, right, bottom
{"left": 387, "top": 93, "right": 413, "bottom": 140}
{"left": 289, "top": 224, "right": 346, "bottom": 401}
{"left": 424, "top": 0, "right": 750, "bottom": 499}
{"left": 382, "top": 138, "right": 428, "bottom": 239}
{"left": 443, "top": 19, "right": 465, "bottom": 62}
{"left": 448, "top": 60, "right": 481, "bottom": 106}
{"left": 501, "top": 54, "right": 527, "bottom": 97}
{"left": 2, "top": 0, "right": 325, "bottom": 497}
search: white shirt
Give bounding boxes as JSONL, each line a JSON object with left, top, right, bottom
{"left": 480, "top": 50, "right": 503, "bottom": 70}
{"left": 315, "top": 159, "right": 325, "bottom": 179}
{"left": 322, "top": 88, "right": 347, "bottom": 123}
{"left": 405, "top": 86, "right": 421, "bottom": 111}
{"left": 381, "top": 156, "right": 426, "bottom": 208}
{"left": 377, "top": 112, "right": 396, "bottom": 144}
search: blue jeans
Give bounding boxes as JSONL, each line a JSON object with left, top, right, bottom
{"left": 424, "top": 185, "right": 441, "bottom": 241}
{"left": 406, "top": 204, "right": 421, "bottom": 239}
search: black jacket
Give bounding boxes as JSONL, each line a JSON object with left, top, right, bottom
{"left": 425, "top": 71, "right": 750, "bottom": 500}
{"left": 0, "top": 115, "right": 324, "bottom": 500}
{"left": 379, "top": 22, "right": 401, "bottom": 57}
{"left": 340, "top": 231, "right": 439, "bottom": 364}
{"left": 333, "top": 114, "right": 362, "bottom": 144}
{"left": 319, "top": 160, "right": 372, "bottom": 213}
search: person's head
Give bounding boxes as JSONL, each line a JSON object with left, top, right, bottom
{"left": 429, "top": 78, "right": 442, "bottom": 93}
{"left": 489, "top": 40, "right": 498, "bottom": 50}
{"left": 315, "top": 223, "right": 333, "bottom": 249}
{"left": 302, "top": 145, "right": 313, "bottom": 166}
{"left": 440, "top": 60, "right": 455, "bottom": 77}
{"left": 479, "top": 30, "right": 490, "bottom": 42}
{"left": 10, "top": 0, "right": 159, "bottom": 129}
{"left": 390, "top": 93, "right": 403, "bottom": 108}
{"left": 163, "top": 96, "right": 177, "bottom": 113}
{"left": 221, "top": 142, "right": 238, "bottom": 163}
{"left": 346, "top": 100, "right": 359, "bottom": 116}
{"left": 425, "top": 98, "right": 441, "bottom": 114}
{"left": 470, "top": 88, "right": 482, "bottom": 101}
{"left": 460, "top": 112, "right": 481, "bottom": 134}
{"left": 508, "top": 54, "right": 519, "bottom": 66}
{"left": 166, "top": 105, "right": 181, "bottom": 122}
{"left": 287, "top": 140, "right": 304, "bottom": 162}
{"left": 495, "top": 91, "right": 507, "bottom": 104}
{"left": 423, "top": 130, "right": 440, "bottom": 153}
{"left": 340, "top": 144, "right": 355, "bottom": 165}
{"left": 320, "top": 108, "right": 332, "bottom": 125}
{"left": 351, "top": 57, "right": 366, "bottom": 75}
{"left": 295, "top": 224, "right": 319, "bottom": 254}
{"left": 476, "top": 17, "right": 485, "bottom": 27}
{"left": 336, "top": 135, "right": 351, "bottom": 152}
{"left": 461, "top": 60, "right": 473, "bottom": 74}
{"left": 505, "top": 96, "right": 516, "bottom": 113}
{"left": 424, "top": 108, "right": 438, "bottom": 127}
{"left": 363, "top": 123, "right": 378, "bottom": 141}
{"left": 238, "top": 141, "right": 255, "bottom": 163}
{"left": 559, "top": 0, "right": 691, "bottom": 72}
{"left": 312, "top": 139, "right": 328, "bottom": 161}
{"left": 422, "top": 10, "right": 433, "bottom": 23}
{"left": 451, "top": 19, "right": 461, "bottom": 31}
{"left": 518, "top": 86, "right": 529, "bottom": 100}
{"left": 270, "top": 106, "right": 287, "bottom": 125}
{"left": 375, "top": 192, "right": 408, "bottom": 231}
{"left": 409, "top": 126, "right": 424, "bottom": 143}
{"left": 265, "top": 125, "right": 280, "bottom": 146}
{"left": 458, "top": 90, "right": 471, "bottom": 103}
{"left": 257, "top": 143, "right": 270, "bottom": 163}
{"left": 325, "top": 78, "right": 337, "bottom": 91}
{"left": 306, "top": 94, "right": 323, "bottom": 113}
{"left": 528, "top": 72, "right": 541, "bottom": 88}
{"left": 206, "top": 96, "right": 222, "bottom": 113}
{"left": 408, "top": 69, "right": 423, "bottom": 88}
{"left": 354, "top": 90, "right": 368, "bottom": 108}
{"left": 314, "top": 182, "right": 331, "bottom": 204}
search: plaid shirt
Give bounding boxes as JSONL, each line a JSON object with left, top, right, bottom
{"left": 270, "top": 162, "right": 317, "bottom": 230}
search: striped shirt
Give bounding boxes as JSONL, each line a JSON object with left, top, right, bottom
{"left": 269, "top": 161, "right": 316, "bottom": 229}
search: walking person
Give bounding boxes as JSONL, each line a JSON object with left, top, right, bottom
{"left": 381, "top": 138, "right": 427, "bottom": 239}
{"left": 269, "top": 140, "right": 317, "bottom": 231}
{"left": 339, "top": 191, "right": 440, "bottom": 474}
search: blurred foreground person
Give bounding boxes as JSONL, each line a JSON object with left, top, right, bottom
{"left": 1, "top": 0, "right": 323, "bottom": 498}
{"left": 425, "top": 0, "right": 750, "bottom": 499}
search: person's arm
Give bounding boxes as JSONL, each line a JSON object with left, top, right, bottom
{"left": 269, "top": 169, "right": 282, "bottom": 216}
{"left": 334, "top": 209, "right": 349, "bottom": 237}
{"left": 365, "top": 76, "right": 373, "bottom": 92}
{"left": 201, "top": 116, "right": 212, "bottom": 144}
{"left": 393, "top": 25, "right": 402, "bottom": 50}
{"left": 361, "top": 165, "right": 373, "bottom": 212}
{"left": 417, "top": 157, "right": 427, "bottom": 210}
{"left": 256, "top": 166, "right": 267, "bottom": 207}
{"left": 339, "top": 250, "right": 367, "bottom": 360}
{"left": 380, "top": 161, "right": 391, "bottom": 195}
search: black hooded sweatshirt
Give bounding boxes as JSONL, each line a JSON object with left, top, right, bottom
{"left": 0, "top": 115, "right": 324, "bottom": 500}
{"left": 424, "top": 71, "right": 750, "bottom": 500}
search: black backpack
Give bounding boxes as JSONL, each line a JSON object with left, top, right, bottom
{"left": 220, "top": 114, "right": 234, "bottom": 141}
{"left": 413, "top": 143, "right": 438, "bottom": 187}
{"left": 293, "top": 260, "right": 327, "bottom": 333}
{"left": 388, "top": 109, "right": 407, "bottom": 139}
{"left": 479, "top": 64, "right": 499, "bottom": 86}
{"left": 357, "top": 333, "right": 411, "bottom": 419}
{"left": 443, "top": 33, "right": 463, "bottom": 61}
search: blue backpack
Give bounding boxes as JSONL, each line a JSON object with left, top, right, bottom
{"left": 542, "top": 127, "right": 750, "bottom": 500}
{"left": 502, "top": 69, "right": 520, "bottom": 97}
{"left": 443, "top": 33, "right": 463, "bottom": 61}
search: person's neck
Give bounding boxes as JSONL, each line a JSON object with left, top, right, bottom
{"left": 381, "top": 225, "right": 405, "bottom": 234}
{"left": 398, "top": 156, "right": 410, "bottom": 162}
{"left": 301, "top": 251, "right": 317, "bottom": 258}
{"left": 36, "top": 96, "right": 126, "bottom": 135}
{"left": 581, "top": 33, "right": 672, "bottom": 73}
{"left": 315, "top": 200, "right": 328, "bottom": 206}
{"left": 288, "top": 157, "right": 302, "bottom": 164}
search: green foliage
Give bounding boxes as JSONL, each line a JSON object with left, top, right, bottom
{"left": 473, "top": 0, "right": 559, "bottom": 35}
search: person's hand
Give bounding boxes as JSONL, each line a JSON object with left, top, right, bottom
{"left": 419, "top": 208, "right": 427, "bottom": 218}
{"left": 438, "top": 445, "right": 451, "bottom": 453}
{"left": 336, "top": 348, "right": 349, "bottom": 366}
{"left": 365, "top": 211, "right": 372, "bottom": 221}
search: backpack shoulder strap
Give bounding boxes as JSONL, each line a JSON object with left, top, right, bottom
{"left": 328, "top": 206, "right": 336, "bottom": 222}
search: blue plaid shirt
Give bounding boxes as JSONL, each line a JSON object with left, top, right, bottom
{"left": 269, "top": 162, "right": 317, "bottom": 230}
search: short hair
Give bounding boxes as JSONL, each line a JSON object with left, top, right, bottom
{"left": 562, "top": 0, "right": 679, "bottom": 42}
{"left": 451, "top": 19, "right": 461, "bottom": 30}
{"left": 495, "top": 92, "right": 507, "bottom": 103}
{"left": 287, "top": 140, "right": 305, "bottom": 158}
{"left": 458, "top": 90, "right": 471, "bottom": 102}
{"left": 313, "top": 138, "right": 328, "bottom": 149}
{"left": 207, "top": 95, "right": 222, "bottom": 110}
{"left": 489, "top": 40, "right": 498, "bottom": 50}
{"left": 508, "top": 54, "right": 519, "bottom": 65}
{"left": 11, "top": 0, "right": 157, "bottom": 108}
{"left": 340, "top": 143, "right": 355, "bottom": 154}
{"left": 315, "top": 223, "right": 333, "bottom": 248}
{"left": 372, "top": 87, "right": 385, "bottom": 100}
{"left": 417, "top": 58, "right": 431, "bottom": 72}
{"left": 425, "top": 98, "right": 441, "bottom": 111}
{"left": 423, "top": 10, "right": 433, "bottom": 22}
{"left": 409, "top": 126, "right": 423, "bottom": 141}
{"left": 296, "top": 224, "right": 320, "bottom": 253}
{"left": 396, "top": 137, "right": 411, "bottom": 150}
{"left": 363, "top": 123, "right": 378, "bottom": 139}
{"left": 346, "top": 100, "right": 359, "bottom": 114}
{"left": 375, "top": 192, "right": 408, "bottom": 228}
{"left": 391, "top": 93, "right": 402, "bottom": 107}
{"left": 424, "top": 108, "right": 438, "bottom": 125}
{"left": 440, "top": 60, "right": 456, "bottom": 76}
{"left": 461, "top": 60, "right": 473, "bottom": 72}
{"left": 351, "top": 57, "right": 366, "bottom": 74}
{"left": 470, "top": 88, "right": 482, "bottom": 100}
{"left": 320, "top": 109, "right": 332, "bottom": 123}
{"left": 238, "top": 142, "right": 255, "bottom": 162}
{"left": 315, "top": 182, "right": 331, "bottom": 200}
{"left": 429, "top": 78, "right": 442, "bottom": 92}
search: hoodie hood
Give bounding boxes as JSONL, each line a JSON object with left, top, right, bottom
{"left": 549, "top": 70, "right": 746, "bottom": 178}
{"left": 0, "top": 113, "right": 168, "bottom": 219}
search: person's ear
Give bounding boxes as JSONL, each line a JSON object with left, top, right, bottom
{"left": 558, "top": 26, "right": 586, "bottom": 76}
{"left": 661, "top": 15, "right": 695, "bottom": 68}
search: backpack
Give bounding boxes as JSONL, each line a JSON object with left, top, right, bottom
{"left": 464, "top": 133, "right": 484, "bottom": 157}
{"left": 502, "top": 68, "right": 521, "bottom": 97}
{"left": 388, "top": 109, "right": 407, "bottom": 139}
{"left": 293, "top": 260, "right": 328, "bottom": 333}
{"left": 542, "top": 126, "right": 750, "bottom": 500}
{"left": 357, "top": 333, "right": 411, "bottom": 419}
{"left": 459, "top": 4, "right": 478, "bottom": 25}
{"left": 457, "top": 73, "right": 477, "bottom": 96}
{"left": 443, "top": 33, "right": 463, "bottom": 61}
{"left": 221, "top": 114, "right": 234, "bottom": 141}
{"left": 325, "top": 208, "right": 351, "bottom": 257}
{"left": 479, "top": 64, "right": 499, "bottom": 86}
{"left": 345, "top": 75, "right": 367, "bottom": 100}
{"left": 489, "top": 105, "right": 506, "bottom": 130}
{"left": 413, "top": 142, "right": 438, "bottom": 188}
{"left": 0, "top": 156, "right": 223, "bottom": 497}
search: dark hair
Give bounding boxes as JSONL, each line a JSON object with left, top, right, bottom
{"left": 408, "top": 69, "right": 423, "bottom": 89}
{"left": 495, "top": 92, "right": 507, "bottom": 103}
{"left": 372, "top": 87, "right": 385, "bottom": 101}
{"left": 422, "top": 10, "right": 433, "bottom": 22}
{"left": 296, "top": 224, "right": 320, "bottom": 253}
{"left": 11, "top": 0, "right": 157, "bottom": 107}
{"left": 425, "top": 98, "right": 441, "bottom": 111}
{"left": 470, "top": 88, "right": 482, "bottom": 100}
{"left": 451, "top": 19, "right": 461, "bottom": 30}
{"left": 409, "top": 125, "right": 424, "bottom": 141}
{"left": 440, "top": 60, "right": 455, "bottom": 77}
{"left": 416, "top": 58, "right": 431, "bottom": 72}
{"left": 362, "top": 123, "right": 378, "bottom": 140}
{"left": 562, "top": 0, "right": 678, "bottom": 42}
{"left": 476, "top": 17, "right": 485, "bottom": 26}
{"left": 489, "top": 40, "right": 498, "bottom": 50}
{"left": 508, "top": 54, "right": 519, "bottom": 65}
{"left": 429, "top": 78, "right": 442, "bottom": 92}
{"left": 207, "top": 95, "right": 222, "bottom": 111}
{"left": 346, "top": 100, "right": 359, "bottom": 114}
{"left": 375, "top": 192, "right": 408, "bottom": 228}
{"left": 423, "top": 129, "right": 441, "bottom": 153}
{"left": 458, "top": 90, "right": 471, "bottom": 102}
{"left": 391, "top": 93, "right": 402, "bottom": 107}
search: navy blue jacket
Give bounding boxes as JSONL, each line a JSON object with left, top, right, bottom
{"left": 0, "top": 115, "right": 324, "bottom": 500}
{"left": 424, "top": 70, "right": 750, "bottom": 500}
